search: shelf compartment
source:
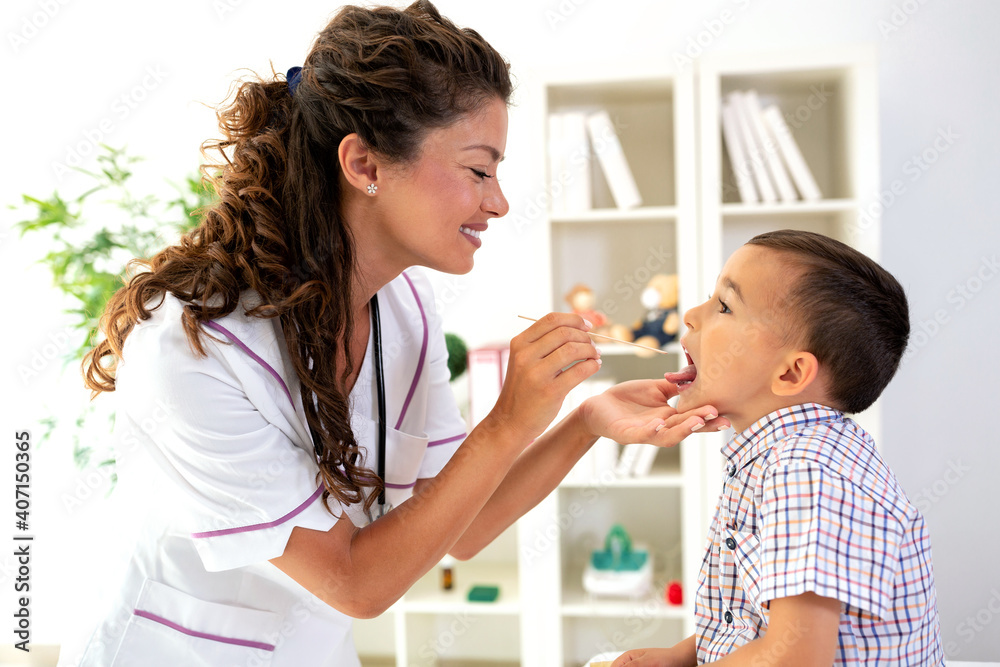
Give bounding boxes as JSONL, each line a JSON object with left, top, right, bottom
{"left": 551, "top": 206, "right": 678, "bottom": 224}
{"left": 550, "top": 220, "right": 678, "bottom": 329}
{"left": 401, "top": 561, "right": 520, "bottom": 616}
{"left": 720, "top": 209, "right": 859, "bottom": 261}
{"left": 547, "top": 77, "right": 676, "bottom": 210}
{"left": 718, "top": 68, "right": 853, "bottom": 202}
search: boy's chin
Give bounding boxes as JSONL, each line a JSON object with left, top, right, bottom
{"left": 674, "top": 391, "right": 696, "bottom": 413}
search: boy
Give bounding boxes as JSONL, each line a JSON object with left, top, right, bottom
{"left": 614, "top": 230, "right": 942, "bottom": 666}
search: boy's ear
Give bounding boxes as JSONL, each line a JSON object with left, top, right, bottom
{"left": 338, "top": 133, "right": 381, "bottom": 195}
{"left": 772, "top": 350, "right": 820, "bottom": 398}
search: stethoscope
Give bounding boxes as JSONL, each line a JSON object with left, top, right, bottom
{"left": 367, "top": 293, "right": 391, "bottom": 522}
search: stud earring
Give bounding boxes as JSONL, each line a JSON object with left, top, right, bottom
{"left": 367, "top": 183, "right": 378, "bottom": 195}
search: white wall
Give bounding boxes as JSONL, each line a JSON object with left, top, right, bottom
{"left": 3, "top": 0, "right": 998, "bottom": 660}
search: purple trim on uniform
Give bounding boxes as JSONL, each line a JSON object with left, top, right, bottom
{"left": 191, "top": 485, "right": 324, "bottom": 539}
{"left": 203, "top": 321, "right": 293, "bottom": 407}
{"left": 394, "top": 272, "right": 428, "bottom": 430}
{"left": 133, "top": 609, "right": 276, "bottom": 651}
{"left": 384, "top": 481, "right": 417, "bottom": 490}
{"left": 428, "top": 433, "right": 465, "bottom": 447}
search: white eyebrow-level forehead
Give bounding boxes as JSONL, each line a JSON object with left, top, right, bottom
{"left": 461, "top": 144, "right": 505, "bottom": 162}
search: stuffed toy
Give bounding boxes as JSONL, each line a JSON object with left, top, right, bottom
{"left": 565, "top": 284, "right": 608, "bottom": 330}
{"left": 631, "top": 274, "right": 680, "bottom": 353}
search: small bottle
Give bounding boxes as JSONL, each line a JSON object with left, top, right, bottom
{"left": 440, "top": 555, "right": 455, "bottom": 591}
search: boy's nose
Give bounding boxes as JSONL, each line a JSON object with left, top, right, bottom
{"left": 683, "top": 304, "right": 699, "bottom": 332}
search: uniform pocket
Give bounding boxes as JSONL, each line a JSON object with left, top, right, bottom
{"left": 112, "top": 578, "right": 279, "bottom": 667}
{"left": 382, "top": 427, "right": 429, "bottom": 508}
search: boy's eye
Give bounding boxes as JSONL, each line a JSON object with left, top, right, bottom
{"left": 718, "top": 298, "right": 732, "bottom": 314}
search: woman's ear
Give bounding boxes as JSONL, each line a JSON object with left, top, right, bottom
{"left": 338, "top": 133, "right": 380, "bottom": 195}
{"left": 772, "top": 350, "right": 820, "bottom": 398}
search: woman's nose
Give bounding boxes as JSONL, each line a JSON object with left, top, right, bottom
{"left": 482, "top": 179, "right": 509, "bottom": 218}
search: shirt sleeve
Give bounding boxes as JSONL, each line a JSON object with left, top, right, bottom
{"left": 756, "top": 460, "right": 904, "bottom": 619}
{"left": 114, "top": 307, "right": 339, "bottom": 573}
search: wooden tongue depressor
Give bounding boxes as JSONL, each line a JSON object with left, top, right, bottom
{"left": 517, "top": 315, "right": 670, "bottom": 355}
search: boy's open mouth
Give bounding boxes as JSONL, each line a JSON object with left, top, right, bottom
{"left": 665, "top": 345, "right": 698, "bottom": 391}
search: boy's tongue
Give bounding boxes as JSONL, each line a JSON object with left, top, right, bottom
{"left": 665, "top": 364, "right": 697, "bottom": 385}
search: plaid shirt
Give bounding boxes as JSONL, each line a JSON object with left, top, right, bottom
{"left": 694, "top": 404, "right": 943, "bottom": 665}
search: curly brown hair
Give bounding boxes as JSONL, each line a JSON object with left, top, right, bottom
{"left": 82, "top": 0, "right": 512, "bottom": 514}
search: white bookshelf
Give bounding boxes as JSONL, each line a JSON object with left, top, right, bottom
{"left": 354, "top": 46, "right": 880, "bottom": 667}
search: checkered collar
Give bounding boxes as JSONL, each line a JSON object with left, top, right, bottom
{"left": 722, "top": 403, "right": 844, "bottom": 468}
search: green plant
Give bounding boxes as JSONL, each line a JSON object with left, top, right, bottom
{"left": 14, "top": 145, "right": 215, "bottom": 468}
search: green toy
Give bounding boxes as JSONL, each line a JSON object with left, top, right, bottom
{"left": 590, "top": 524, "right": 648, "bottom": 572}
{"left": 467, "top": 585, "right": 500, "bottom": 602}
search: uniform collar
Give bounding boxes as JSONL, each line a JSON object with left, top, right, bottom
{"left": 722, "top": 403, "right": 844, "bottom": 468}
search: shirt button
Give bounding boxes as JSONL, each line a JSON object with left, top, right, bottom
{"left": 725, "top": 537, "right": 737, "bottom": 550}
{"left": 728, "top": 464, "right": 737, "bottom": 477}
{"left": 724, "top": 611, "right": 733, "bottom": 623}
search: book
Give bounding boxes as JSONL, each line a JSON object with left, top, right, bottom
{"left": 547, "top": 111, "right": 567, "bottom": 214}
{"left": 585, "top": 110, "right": 643, "bottom": 209}
{"left": 467, "top": 345, "right": 508, "bottom": 427}
{"left": 743, "top": 90, "right": 796, "bottom": 202}
{"left": 720, "top": 101, "right": 759, "bottom": 203}
{"left": 614, "top": 442, "right": 659, "bottom": 477}
{"left": 615, "top": 443, "right": 642, "bottom": 477}
{"left": 630, "top": 443, "right": 660, "bottom": 477}
{"left": 762, "top": 104, "right": 822, "bottom": 201}
{"left": 728, "top": 91, "right": 777, "bottom": 203}
{"left": 562, "top": 111, "right": 593, "bottom": 213}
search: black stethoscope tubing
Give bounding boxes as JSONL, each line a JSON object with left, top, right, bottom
{"left": 370, "top": 294, "right": 389, "bottom": 516}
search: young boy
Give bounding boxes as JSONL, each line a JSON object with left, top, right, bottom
{"left": 613, "top": 230, "right": 942, "bottom": 666}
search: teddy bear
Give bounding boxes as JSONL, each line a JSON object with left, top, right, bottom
{"left": 631, "top": 273, "right": 680, "bottom": 354}
{"left": 565, "top": 283, "right": 609, "bottom": 330}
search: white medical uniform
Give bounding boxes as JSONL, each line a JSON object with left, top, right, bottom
{"left": 59, "top": 270, "right": 467, "bottom": 667}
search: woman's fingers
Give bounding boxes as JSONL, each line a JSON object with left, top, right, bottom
{"left": 491, "top": 313, "right": 602, "bottom": 442}
{"left": 516, "top": 312, "right": 592, "bottom": 346}
{"left": 648, "top": 408, "right": 730, "bottom": 446}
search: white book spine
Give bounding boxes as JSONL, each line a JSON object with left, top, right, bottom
{"left": 762, "top": 104, "right": 823, "bottom": 201}
{"left": 547, "top": 111, "right": 568, "bottom": 214}
{"left": 729, "top": 91, "right": 777, "bottom": 204}
{"left": 562, "top": 111, "right": 593, "bottom": 213}
{"left": 615, "top": 443, "right": 642, "bottom": 477}
{"left": 744, "top": 90, "right": 796, "bottom": 202}
{"left": 720, "top": 101, "right": 759, "bottom": 203}
{"left": 591, "top": 437, "right": 620, "bottom": 479}
{"left": 586, "top": 110, "right": 643, "bottom": 209}
{"left": 630, "top": 443, "right": 660, "bottom": 477}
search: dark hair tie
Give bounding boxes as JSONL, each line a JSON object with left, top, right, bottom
{"left": 286, "top": 66, "right": 302, "bottom": 95}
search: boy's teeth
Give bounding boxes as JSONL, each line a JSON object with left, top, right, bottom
{"left": 460, "top": 226, "right": 481, "bottom": 239}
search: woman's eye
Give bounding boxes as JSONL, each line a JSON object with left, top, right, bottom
{"left": 470, "top": 168, "right": 493, "bottom": 180}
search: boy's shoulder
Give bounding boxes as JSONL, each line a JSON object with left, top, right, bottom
{"left": 764, "top": 408, "right": 915, "bottom": 521}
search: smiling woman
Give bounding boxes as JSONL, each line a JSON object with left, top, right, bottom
{"left": 58, "top": 2, "right": 726, "bottom": 665}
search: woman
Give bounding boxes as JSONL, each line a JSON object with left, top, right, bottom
{"left": 64, "top": 2, "right": 726, "bottom": 665}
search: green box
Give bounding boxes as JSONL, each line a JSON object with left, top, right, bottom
{"left": 466, "top": 585, "right": 499, "bottom": 602}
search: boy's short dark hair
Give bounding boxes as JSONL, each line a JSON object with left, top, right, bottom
{"left": 746, "top": 230, "right": 909, "bottom": 414}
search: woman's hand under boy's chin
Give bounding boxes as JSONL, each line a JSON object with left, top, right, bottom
{"left": 579, "top": 379, "right": 730, "bottom": 447}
